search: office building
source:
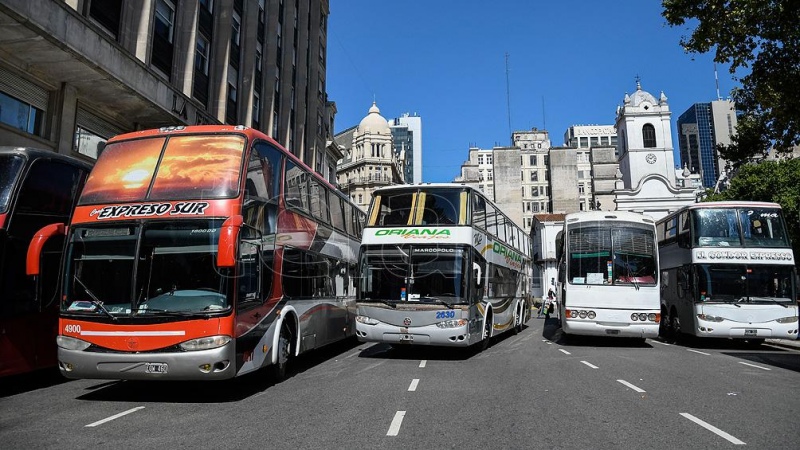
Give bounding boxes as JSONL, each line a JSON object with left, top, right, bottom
{"left": 389, "top": 113, "right": 422, "bottom": 184}
{"left": 0, "top": 0, "right": 338, "bottom": 181}
{"left": 677, "top": 99, "right": 738, "bottom": 188}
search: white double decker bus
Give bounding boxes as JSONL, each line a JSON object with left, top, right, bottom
{"left": 355, "top": 184, "right": 532, "bottom": 349}
{"left": 555, "top": 211, "right": 661, "bottom": 341}
{"left": 657, "top": 201, "right": 798, "bottom": 345}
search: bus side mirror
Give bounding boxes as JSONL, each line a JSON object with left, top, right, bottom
{"left": 473, "top": 262, "right": 482, "bottom": 286}
{"left": 678, "top": 268, "right": 690, "bottom": 291}
{"left": 26, "top": 223, "right": 66, "bottom": 276}
{"left": 217, "top": 215, "right": 244, "bottom": 268}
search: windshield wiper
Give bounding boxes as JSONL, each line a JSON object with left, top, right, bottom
{"left": 136, "top": 307, "right": 210, "bottom": 318}
{"left": 747, "top": 296, "right": 789, "bottom": 308}
{"left": 421, "top": 297, "right": 454, "bottom": 309}
{"left": 361, "top": 298, "right": 397, "bottom": 308}
{"left": 74, "top": 275, "right": 117, "bottom": 321}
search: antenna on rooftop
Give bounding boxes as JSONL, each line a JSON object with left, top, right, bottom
{"left": 542, "top": 96, "right": 547, "bottom": 131}
{"left": 505, "top": 52, "right": 512, "bottom": 142}
{"left": 714, "top": 62, "right": 722, "bottom": 101}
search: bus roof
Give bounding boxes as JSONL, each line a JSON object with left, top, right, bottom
{"left": 0, "top": 146, "right": 93, "bottom": 170}
{"left": 371, "top": 183, "right": 476, "bottom": 194}
{"left": 104, "top": 125, "right": 342, "bottom": 195}
{"left": 565, "top": 210, "right": 656, "bottom": 225}
{"left": 656, "top": 201, "right": 783, "bottom": 223}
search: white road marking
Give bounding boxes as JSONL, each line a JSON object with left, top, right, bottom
{"left": 419, "top": 360, "right": 427, "bottom": 368}
{"left": 408, "top": 379, "right": 419, "bottom": 391}
{"left": 686, "top": 349, "right": 711, "bottom": 356}
{"left": 387, "top": 411, "right": 406, "bottom": 436}
{"left": 545, "top": 341, "right": 553, "bottom": 345}
{"left": 651, "top": 340, "right": 671, "bottom": 346}
{"left": 617, "top": 379, "right": 646, "bottom": 393}
{"left": 680, "top": 413, "right": 745, "bottom": 445}
{"left": 580, "top": 361, "right": 599, "bottom": 369}
{"left": 739, "top": 361, "right": 771, "bottom": 371}
{"left": 559, "top": 349, "right": 571, "bottom": 355}
{"left": 85, "top": 407, "right": 145, "bottom": 427}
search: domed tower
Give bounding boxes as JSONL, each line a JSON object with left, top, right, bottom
{"left": 337, "top": 102, "right": 405, "bottom": 211}
{"left": 615, "top": 80, "right": 677, "bottom": 189}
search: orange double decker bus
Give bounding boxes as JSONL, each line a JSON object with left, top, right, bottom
{"left": 27, "top": 125, "right": 365, "bottom": 381}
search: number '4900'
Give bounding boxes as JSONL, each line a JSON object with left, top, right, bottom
{"left": 436, "top": 310, "right": 455, "bottom": 319}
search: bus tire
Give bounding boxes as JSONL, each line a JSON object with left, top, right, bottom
{"left": 481, "top": 313, "right": 493, "bottom": 350}
{"left": 271, "top": 321, "right": 293, "bottom": 382}
{"left": 512, "top": 304, "right": 522, "bottom": 334}
{"left": 669, "top": 311, "right": 682, "bottom": 343}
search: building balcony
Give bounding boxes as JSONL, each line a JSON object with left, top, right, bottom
{"left": 338, "top": 174, "right": 397, "bottom": 190}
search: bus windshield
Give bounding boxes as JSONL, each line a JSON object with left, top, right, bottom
{"left": 696, "top": 264, "right": 795, "bottom": 304}
{"left": 568, "top": 224, "right": 657, "bottom": 286}
{"left": 693, "top": 207, "right": 790, "bottom": 248}
{"left": 360, "top": 247, "right": 468, "bottom": 303}
{"left": 79, "top": 134, "right": 246, "bottom": 205}
{"left": 63, "top": 220, "right": 230, "bottom": 317}
{"left": 0, "top": 154, "right": 24, "bottom": 214}
{"left": 370, "top": 188, "right": 464, "bottom": 226}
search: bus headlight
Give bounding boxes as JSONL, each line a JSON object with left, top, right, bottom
{"left": 697, "top": 314, "right": 725, "bottom": 322}
{"left": 56, "top": 335, "right": 91, "bottom": 351}
{"left": 587, "top": 311, "right": 596, "bottom": 319}
{"left": 179, "top": 335, "right": 231, "bottom": 351}
{"left": 356, "top": 315, "right": 379, "bottom": 325}
{"left": 436, "top": 319, "right": 468, "bottom": 328}
{"left": 775, "top": 316, "right": 799, "bottom": 324}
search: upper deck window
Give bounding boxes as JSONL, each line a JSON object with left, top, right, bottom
{"left": 79, "top": 135, "right": 245, "bottom": 205}
{"left": 0, "top": 154, "right": 24, "bottom": 214}
{"left": 692, "top": 207, "right": 789, "bottom": 248}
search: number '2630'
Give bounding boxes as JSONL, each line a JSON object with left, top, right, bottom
{"left": 436, "top": 310, "right": 455, "bottom": 319}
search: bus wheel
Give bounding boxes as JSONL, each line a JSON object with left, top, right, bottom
{"left": 658, "top": 309, "right": 671, "bottom": 341}
{"left": 271, "top": 322, "right": 293, "bottom": 382}
{"left": 481, "top": 315, "right": 493, "bottom": 350}
{"left": 512, "top": 305, "right": 522, "bottom": 334}
{"left": 670, "top": 314, "right": 682, "bottom": 343}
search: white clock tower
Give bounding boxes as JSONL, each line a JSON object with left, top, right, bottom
{"left": 615, "top": 79, "right": 676, "bottom": 189}
{"left": 612, "top": 79, "right": 700, "bottom": 220}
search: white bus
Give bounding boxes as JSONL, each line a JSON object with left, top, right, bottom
{"left": 555, "top": 211, "right": 661, "bottom": 341}
{"left": 355, "top": 184, "right": 532, "bottom": 349}
{"left": 657, "top": 201, "right": 798, "bottom": 345}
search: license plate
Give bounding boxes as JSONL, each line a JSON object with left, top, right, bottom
{"left": 744, "top": 329, "right": 757, "bottom": 336}
{"left": 145, "top": 363, "right": 168, "bottom": 374}
{"left": 400, "top": 334, "right": 413, "bottom": 341}
{"left": 606, "top": 329, "right": 620, "bottom": 335}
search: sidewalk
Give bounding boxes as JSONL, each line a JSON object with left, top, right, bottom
{"left": 766, "top": 338, "right": 800, "bottom": 350}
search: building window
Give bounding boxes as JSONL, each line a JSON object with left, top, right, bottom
{"left": 487, "top": 170, "right": 493, "bottom": 180}
{"left": 253, "top": 92, "right": 261, "bottom": 124}
{"left": 154, "top": 0, "right": 175, "bottom": 43}
{"left": 231, "top": 11, "right": 242, "bottom": 46}
{"left": 199, "top": 0, "right": 214, "bottom": 13}
{"left": 486, "top": 155, "right": 493, "bottom": 164}
{"left": 89, "top": 0, "right": 122, "bottom": 36}
{"left": 579, "top": 137, "right": 588, "bottom": 148}
{"left": 530, "top": 171, "right": 538, "bottom": 182}
{"left": 643, "top": 124, "right": 657, "bottom": 148}
{"left": 195, "top": 35, "right": 209, "bottom": 74}
{"left": 0, "top": 91, "right": 43, "bottom": 136}
{"left": 529, "top": 155, "right": 537, "bottom": 166}
{"left": 478, "top": 155, "right": 484, "bottom": 165}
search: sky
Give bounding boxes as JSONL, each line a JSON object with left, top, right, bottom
{"left": 326, "top": 0, "right": 738, "bottom": 183}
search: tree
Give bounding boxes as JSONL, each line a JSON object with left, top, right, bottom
{"left": 662, "top": 0, "right": 800, "bottom": 164}
{"left": 704, "top": 158, "right": 800, "bottom": 259}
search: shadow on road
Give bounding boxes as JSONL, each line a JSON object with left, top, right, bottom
{"left": 358, "top": 324, "right": 532, "bottom": 361}
{"left": 540, "top": 316, "right": 653, "bottom": 348}
{"left": 73, "top": 337, "right": 362, "bottom": 403}
{"left": 0, "top": 368, "right": 70, "bottom": 398}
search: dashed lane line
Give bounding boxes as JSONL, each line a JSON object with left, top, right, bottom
{"left": 650, "top": 339, "right": 671, "bottom": 346}
{"left": 387, "top": 411, "right": 406, "bottom": 436}
{"left": 408, "top": 379, "right": 419, "bottom": 391}
{"left": 85, "top": 407, "right": 145, "bottom": 428}
{"left": 580, "top": 361, "right": 599, "bottom": 369}
{"left": 680, "top": 413, "right": 745, "bottom": 445}
{"left": 559, "top": 349, "right": 571, "bottom": 355}
{"left": 686, "top": 349, "right": 711, "bottom": 356}
{"left": 738, "top": 361, "right": 771, "bottom": 371}
{"left": 419, "top": 360, "right": 427, "bottom": 368}
{"left": 617, "top": 379, "right": 646, "bottom": 393}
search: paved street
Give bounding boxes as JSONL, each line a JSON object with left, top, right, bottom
{"left": 2, "top": 314, "right": 799, "bottom": 449}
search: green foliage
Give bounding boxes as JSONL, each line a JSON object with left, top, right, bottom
{"left": 704, "top": 158, "right": 800, "bottom": 258}
{"left": 662, "top": 0, "right": 800, "bottom": 164}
